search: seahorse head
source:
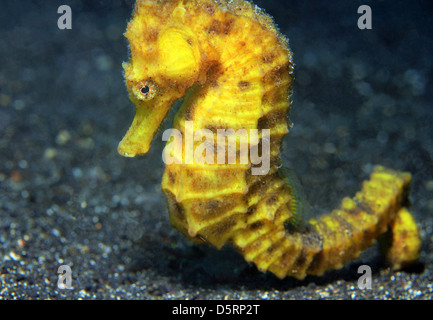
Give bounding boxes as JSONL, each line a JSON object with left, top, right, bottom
{"left": 118, "top": 0, "right": 204, "bottom": 157}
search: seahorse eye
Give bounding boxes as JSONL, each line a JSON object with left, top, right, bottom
{"left": 140, "top": 86, "right": 150, "bottom": 95}
{"left": 135, "top": 80, "right": 157, "bottom": 101}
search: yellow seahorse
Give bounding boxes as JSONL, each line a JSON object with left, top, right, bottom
{"left": 117, "top": 0, "right": 421, "bottom": 279}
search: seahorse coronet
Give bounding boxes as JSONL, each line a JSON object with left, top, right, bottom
{"left": 117, "top": 0, "right": 421, "bottom": 280}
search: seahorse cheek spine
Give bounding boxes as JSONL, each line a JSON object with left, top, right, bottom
{"left": 118, "top": 0, "right": 421, "bottom": 280}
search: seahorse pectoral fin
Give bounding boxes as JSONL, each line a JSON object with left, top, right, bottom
{"left": 118, "top": 99, "right": 170, "bottom": 157}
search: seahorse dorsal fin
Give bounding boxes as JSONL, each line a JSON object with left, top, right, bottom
{"left": 279, "top": 166, "right": 312, "bottom": 231}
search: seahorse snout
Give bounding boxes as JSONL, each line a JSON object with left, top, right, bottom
{"left": 118, "top": 98, "right": 171, "bottom": 157}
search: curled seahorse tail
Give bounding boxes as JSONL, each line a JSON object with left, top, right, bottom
{"left": 379, "top": 207, "right": 421, "bottom": 270}
{"left": 232, "top": 166, "right": 414, "bottom": 280}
